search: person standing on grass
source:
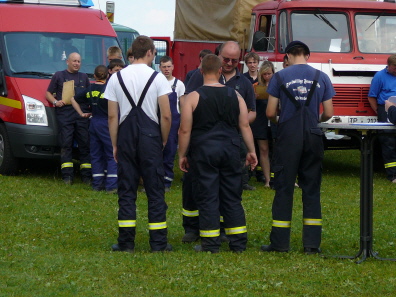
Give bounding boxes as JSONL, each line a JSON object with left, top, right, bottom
{"left": 368, "top": 54, "right": 396, "bottom": 183}
{"left": 261, "top": 41, "right": 334, "bottom": 254}
{"left": 250, "top": 61, "right": 275, "bottom": 188}
{"left": 45, "top": 52, "right": 91, "bottom": 185}
{"left": 71, "top": 65, "right": 118, "bottom": 194}
{"left": 180, "top": 41, "right": 257, "bottom": 244}
{"left": 106, "top": 36, "right": 172, "bottom": 253}
{"left": 159, "top": 56, "right": 185, "bottom": 192}
{"left": 179, "top": 54, "right": 257, "bottom": 253}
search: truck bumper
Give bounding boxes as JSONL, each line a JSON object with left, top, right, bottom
{"left": 5, "top": 108, "right": 60, "bottom": 159}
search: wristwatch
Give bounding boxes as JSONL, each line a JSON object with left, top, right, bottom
{"left": 53, "top": 100, "right": 57, "bottom": 107}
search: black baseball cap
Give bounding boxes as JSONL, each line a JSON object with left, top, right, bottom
{"left": 285, "top": 41, "right": 310, "bottom": 55}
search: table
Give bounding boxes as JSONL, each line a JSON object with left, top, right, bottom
{"left": 318, "top": 123, "right": 396, "bottom": 263}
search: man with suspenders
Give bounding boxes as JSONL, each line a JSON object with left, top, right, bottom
{"left": 262, "top": 41, "right": 334, "bottom": 254}
{"left": 159, "top": 56, "right": 186, "bottom": 192}
{"left": 106, "top": 36, "right": 172, "bottom": 253}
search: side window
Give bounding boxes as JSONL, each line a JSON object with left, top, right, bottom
{"left": 253, "top": 14, "right": 276, "bottom": 52}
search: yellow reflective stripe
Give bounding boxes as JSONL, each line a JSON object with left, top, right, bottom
{"left": 303, "top": 218, "right": 322, "bottom": 226}
{"left": 272, "top": 220, "right": 291, "bottom": 228}
{"left": 225, "top": 226, "right": 247, "bottom": 235}
{"left": 61, "top": 162, "right": 73, "bottom": 169}
{"left": 220, "top": 216, "right": 224, "bottom": 223}
{"left": 182, "top": 208, "right": 199, "bottom": 217}
{"left": 200, "top": 229, "right": 220, "bottom": 237}
{"left": 0, "top": 96, "right": 22, "bottom": 109}
{"left": 384, "top": 162, "right": 396, "bottom": 168}
{"left": 118, "top": 220, "right": 136, "bottom": 227}
{"left": 256, "top": 166, "right": 262, "bottom": 171}
{"left": 80, "top": 163, "right": 92, "bottom": 169}
{"left": 149, "top": 221, "right": 167, "bottom": 230}
{"left": 270, "top": 172, "right": 274, "bottom": 178}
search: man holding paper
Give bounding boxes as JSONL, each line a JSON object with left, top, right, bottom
{"left": 46, "top": 52, "right": 91, "bottom": 185}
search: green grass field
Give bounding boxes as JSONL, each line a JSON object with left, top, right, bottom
{"left": 1, "top": 150, "right": 396, "bottom": 296}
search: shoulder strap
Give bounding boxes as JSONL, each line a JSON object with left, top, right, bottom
{"left": 172, "top": 78, "right": 178, "bottom": 91}
{"left": 275, "top": 72, "right": 300, "bottom": 109}
{"left": 116, "top": 71, "right": 159, "bottom": 108}
{"left": 137, "top": 71, "right": 158, "bottom": 107}
{"left": 305, "top": 69, "right": 321, "bottom": 107}
{"left": 116, "top": 71, "right": 136, "bottom": 108}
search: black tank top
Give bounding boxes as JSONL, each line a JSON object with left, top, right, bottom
{"left": 192, "top": 86, "right": 239, "bottom": 137}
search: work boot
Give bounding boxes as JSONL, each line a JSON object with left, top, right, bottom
{"left": 260, "top": 244, "right": 288, "bottom": 253}
{"left": 111, "top": 243, "right": 134, "bottom": 253}
{"left": 151, "top": 243, "right": 173, "bottom": 253}
{"left": 304, "top": 247, "right": 322, "bottom": 255}
{"left": 182, "top": 233, "right": 200, "bottom": 243}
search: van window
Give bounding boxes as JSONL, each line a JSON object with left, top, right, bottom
{"left": 289, "top": 12, "right": 350, "bottom": 53}
{"left": 356, "top": 14, "right": 396, "bottom": 54}
{"left": 4, "top": 32, "right": 119, "bottom": 78}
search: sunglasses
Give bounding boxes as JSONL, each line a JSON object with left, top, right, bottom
{"left": 222, "top": 57, "right": 239, "bottom": 64}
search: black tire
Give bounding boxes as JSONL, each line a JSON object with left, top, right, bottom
{"left": 0, "top": 123, "right": 18, "bottom": 175}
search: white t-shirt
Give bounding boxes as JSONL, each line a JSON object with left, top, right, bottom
{"left": 168, "top": 77, "right": 185, "bottom": 114}
{"left": 105, "top": 64, "right": 172, "bottom": 124}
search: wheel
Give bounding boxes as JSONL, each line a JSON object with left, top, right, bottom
{"left": 0, "top": 123, "right": 18, "bottom": 175}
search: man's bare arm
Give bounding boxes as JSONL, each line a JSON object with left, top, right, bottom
{"left": 158, "top": 94, "right": 171, "bottom": 148}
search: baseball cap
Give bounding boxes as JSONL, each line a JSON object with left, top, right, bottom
{"left": 285, "top": 41, "right": 310, "bottom": 55}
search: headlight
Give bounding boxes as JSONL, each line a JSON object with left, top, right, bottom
{"left": 22, "top": 95, "right": 48, "bottom": 126}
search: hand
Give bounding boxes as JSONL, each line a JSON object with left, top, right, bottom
{"left": 80, "top": 113, "right": 92, "bottom": 118}
{"left": 245, "top": 152, "right": 258, "bottom": 170}
{"left": 55, "top": 100, "right": 66, "bottom": 108}
{"left": 179, "top": 156, "right": 189, "bottom": 172}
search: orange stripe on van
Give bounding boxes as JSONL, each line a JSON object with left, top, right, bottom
{"left": 0, "top": 97, "right": 22, "bottom": 109}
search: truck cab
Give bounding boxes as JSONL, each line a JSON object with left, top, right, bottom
{"left": 248, "top": 0, "right": 396, "bottom": 125}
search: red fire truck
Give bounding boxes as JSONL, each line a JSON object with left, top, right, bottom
{"left": 158, "top": 0, "right": 395, "bottom": 127}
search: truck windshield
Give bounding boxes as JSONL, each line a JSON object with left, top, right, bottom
{"left": 290, "top": 12, "right": 350, "bottom": 53}
{"left": 3, "top": 32, "right": 119, "bottom": 78}
{"left": 356, "top": 14, "right": 396, "bottom": 54}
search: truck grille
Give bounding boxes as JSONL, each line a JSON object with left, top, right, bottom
{"left": 332, "top": 86, "right": 371, "bottom": 108}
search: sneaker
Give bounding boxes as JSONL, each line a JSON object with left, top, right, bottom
{"left": 242, "top": 184, "right": 256, "bottom": 191}
{"left": 194, "top": 244, "right": 219, "bottom": 253}
{"left": 151, "top": 243, "right": 173, "bottom": 253}
{"left": 392, "top": 179, "right": 396, "bottom": 184}
{"left": 165, "top": 187, "right": 170, "bottom": 193}
{"left": 63, "top": 177, "right": 73, "bottom": 185}
{"left": 304, "top": 247, "right": 322, "bottom": 255}
{"left": 141, "top": 187, "right": 146, "bottom": 193}
{"left": 111, "top": 243, "right": 134, "bottom": 253}
{"left": 182, "top": 233, "right": 200, "bottom": 243}
{"left": 107, "top": 189, "right": 118, "bottom": 194}
{"left": 260, "top": 244, "right": 288, "bottom": 253}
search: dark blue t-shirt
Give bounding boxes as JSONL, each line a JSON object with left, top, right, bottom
{"left": 267, "top": 64, "right": 335, "bottom": 123}
{"left": 243, "top": 71, "right": 258, "bottom": 84}
{"left": 74, "top": 83, "right": 108, "bottom": 118}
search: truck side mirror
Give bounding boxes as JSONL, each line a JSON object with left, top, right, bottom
{"left": 252, "top": 31, "right": 268, "bottom": 51}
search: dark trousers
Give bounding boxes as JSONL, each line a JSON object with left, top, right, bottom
{"left": 116, "top": 110, "right": 168, "bottom": 251}
{"left": 163, "top": 119, "right": 179, "bottom": 187}
{"left": 90, "top": 116, "right": 117, "bottom": 191}
{"left": 191, "top": 127, "right": 247, "bottom": 252}
{"left": 270, "top": 110, "right": 323, "bottom": 250}
{"left": 56, "top": 106, "right": 91, "bottom": 180}
{"left": 377, "top": 105, "right": 396, "bottom": 180}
